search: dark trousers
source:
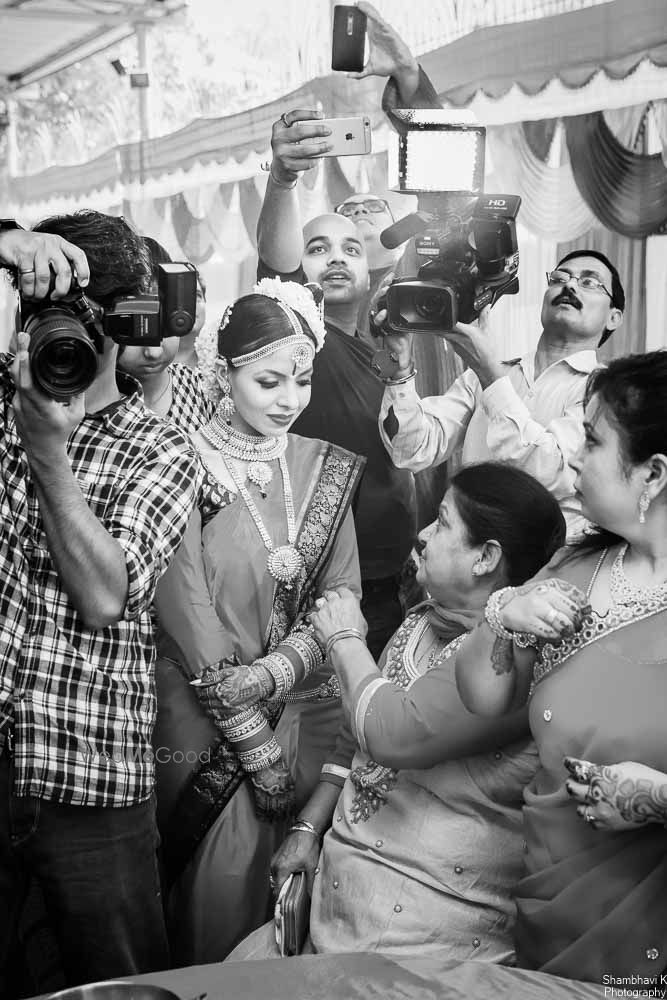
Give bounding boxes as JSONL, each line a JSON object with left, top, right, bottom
{"left": 361, "top": 575, "right": 404, "bottom": 662}
{"left": 0, "top": 751, "right": 169, "bottom": 997}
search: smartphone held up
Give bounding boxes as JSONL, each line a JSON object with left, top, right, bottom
{"left": 332, "top": 4, "right": 367, "bottom": 72}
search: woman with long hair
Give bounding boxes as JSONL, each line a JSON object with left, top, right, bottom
{"left": 456, "top": 351, "right": 667, "bottom": 982}
{"left": 152, "top": 279, "right": 364, "bottom": 963}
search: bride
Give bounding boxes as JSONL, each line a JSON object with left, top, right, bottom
{"left": 152, "top": 279, "right": 364, "bottom": 963}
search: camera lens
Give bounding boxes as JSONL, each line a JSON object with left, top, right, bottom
{"left": 414, "top": 291, "right": 448, "bottom": 322}
{"left": 24, "top": 308, "right": 98, "bottom": 400}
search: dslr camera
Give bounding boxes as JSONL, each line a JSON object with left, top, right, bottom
{"left": 378, "top": 112, "right": 521, "bottom": 334}
{"left": 20, "top": 262, "right": 197, "bottom": 400}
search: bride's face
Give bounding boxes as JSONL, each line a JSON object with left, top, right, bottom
{"left": 225, "top": 343, "right": 313, "bottom": 438}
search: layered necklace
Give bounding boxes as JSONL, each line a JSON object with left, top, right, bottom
{"left": 201, "top": 411, "right": 287, "bottom": 496}
{"left": 609, "top": 543, "right": 667, "bottom": 607}
{"left": 225, "top": 453, "right": 304, "bottom": 588}
{"left": 201, "top": 412, "right": 303, "bottom": 588}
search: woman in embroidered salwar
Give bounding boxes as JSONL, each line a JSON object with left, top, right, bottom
{"left": 151, "top": 280, "right": 364, "bottom": 964}
{"left": 229, "top": 463, "right": 566, "bottom": 962}
{"left": 457, "top": 351, "right": 667, "bottom": 983}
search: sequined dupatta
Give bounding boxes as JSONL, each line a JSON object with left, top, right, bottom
{"left": 158, "top": 441, "right": 364, "bottom": 881}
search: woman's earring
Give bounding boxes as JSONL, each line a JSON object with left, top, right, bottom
{"left": 217, "top": 358, "right": 235, "bottom": 424}
{"left": 638, "top": 489, "right": 651, "bottom": 524}
{"left": 472, "top": 561, "right": 484, "bottom": 576}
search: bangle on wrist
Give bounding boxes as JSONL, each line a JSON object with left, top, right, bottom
{"left": 382, "top": 367, "right": 417, "bottom": 387}
{"left": 325, "top": 628, "right": 366, "bottom": 660}
{"left": 484, "top": 586, "right": 516, "bottom": 641}
{"left": 290, "top": 819, "right": 321, "bottom": 839}
{"left": 270, "top": 165, "right": 297, "bottom": 190}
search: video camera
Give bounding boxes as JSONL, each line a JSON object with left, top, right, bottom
{"left": 20, "top": 262, "right": 197, "bottom": 400}
{"left": 378, "top": 112, "right": 521, "bottom": 334}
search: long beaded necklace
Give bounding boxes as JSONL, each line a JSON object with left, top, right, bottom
{"left": 225, "top": 452, "right": 305, "bottom": 588}
{"left": 201, "top": 411, "right": 287, "bottom": 497}
{"left": 609, "top": 543, "right": 667, "bottom": 606}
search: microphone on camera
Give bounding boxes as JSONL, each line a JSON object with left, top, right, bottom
{"left": 379, "top": 212, "right": 435, "bottom": 250}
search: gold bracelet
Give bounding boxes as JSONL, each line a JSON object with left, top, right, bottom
{"left": 325, "top": 628, "right": 366, "bottom": 660}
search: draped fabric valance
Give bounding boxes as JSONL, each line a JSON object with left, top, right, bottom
{"left": 566, "top": 112, "right": 667, "bottom": 238}
{"left": 487, "top": 123, "right": 596, "bottom": 241}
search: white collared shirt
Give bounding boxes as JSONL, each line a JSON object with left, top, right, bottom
{"left": 379, "top": 349, "right": 599, "bottom": 538}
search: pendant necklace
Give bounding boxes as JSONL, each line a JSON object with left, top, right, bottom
{"left": 225, "top": 452, "right": 304, "bottom": 588}
{"left": 201, "top": 412, "right": 287, "bottom": 497}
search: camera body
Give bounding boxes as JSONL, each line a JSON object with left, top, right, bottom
{"left": 383, "top": 195, "right": 521, "bottom": 334}
{"left": 20, "top": 262, "right": 197, "bottom": 400}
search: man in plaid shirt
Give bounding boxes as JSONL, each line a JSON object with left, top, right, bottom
{"left": 0, "top": 213, "right": 201, "bottom": 991}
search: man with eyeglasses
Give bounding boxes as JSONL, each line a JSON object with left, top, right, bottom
{"left": 379, "top": 249, "right": 625, "bottom": 538}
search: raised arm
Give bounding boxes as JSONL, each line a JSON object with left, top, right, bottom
{"left": 257, "top": 109, "right": 333, "bottom": 274}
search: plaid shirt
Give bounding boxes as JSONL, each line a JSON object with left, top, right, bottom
{"left": 0, "top": 358, "right": 202, "bottom": 807}
{"left": 166, "top": 362, "right": 215, "bottom": 436}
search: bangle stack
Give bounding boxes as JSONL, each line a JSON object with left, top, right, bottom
{"left": 289, "top": 819, "right": 321, "bottom": 839}
{"left": 485, "top": 587, "right": 537, "bottom": 648}
{"left": 484, "top": 586, "right": 515, "bottom": 640}
{"left": 325, "top": 627, "right": 366, "bottom": 660}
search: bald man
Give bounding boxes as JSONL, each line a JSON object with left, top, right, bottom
{"left": 257, "top": 194, "right": 416, "bottom": 658}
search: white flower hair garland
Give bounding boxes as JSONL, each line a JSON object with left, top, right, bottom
{"left": 194, "top": 280, "right": 326, "bottom": 402}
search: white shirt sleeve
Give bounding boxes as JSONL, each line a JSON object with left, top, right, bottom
{"left": 480, "top": 375, "right": 585, "bottom": 501}
{"left": 379, "top": 370, "right": 478, "bottom": 473}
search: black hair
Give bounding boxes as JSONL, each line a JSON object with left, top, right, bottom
{"left": 32, "top": 210, "right": 150, "bottom": 308}
{"left": 555, "top": 249, "right": 625, "bottom": 347}
{"left": 217, "top": 292, "right": 316, "bottom": 365}
{"left": 570, "top": 351, "right": 667, "bottom": 554}
{"left": 450, "top": 462, "right": 566, "bottom": 585}
{"left": 142, "top": 236, "right": 172, "bottom": 282}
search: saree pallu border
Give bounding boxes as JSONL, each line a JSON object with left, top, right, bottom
{"left": 161, "top": 444, "right": 365, "bottom": 882}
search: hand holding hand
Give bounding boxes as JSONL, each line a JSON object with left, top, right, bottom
{"left": 499, "top": 578, "right": 590, "bottom": 642}
{"left": 0, "top": 229, "right": 89, "bottom": 300}
{"left": 310, "top": 587, "right": 368, "bottom": 648}
{"left": 11, "top": 332, "right": 84, "bottom": 460}
{"left": 193, "top": 661, "right": 275, "bottom": 716}
{"left": 564, "top": 757, "right": 667, "bottom": 832}
{"left": 347, "top": 2, "right": 419, "bottom": 103}
{"left": 270, "top": 109, "right": 333, "bottom": 185}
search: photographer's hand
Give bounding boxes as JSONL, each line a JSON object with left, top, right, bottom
{"left": 445, "top": 307, "right": 505, "bottom": 389}
{"left": 347, "top": 2, "right": 420, "bottom": 104}
{"left": 11, "top": 332, "right": 84, "bottom": 456}
{"left": 0, "top": 230, "right": 89, "bottom": 300}
{"left": 10, "top": 332, "right": 129, "bottom": 629}
{"left": 271, "top": 109, "right": 333, "bottom": 185}
{"left": 369, "top": 271, "right": 415, "bottom": 379}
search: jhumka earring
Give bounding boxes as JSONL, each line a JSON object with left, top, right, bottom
{"left": 217, "top": 357, "right": 235, "bottom": 424}
{"left": 638, "top": 489, "right": 651, "bottom": 524}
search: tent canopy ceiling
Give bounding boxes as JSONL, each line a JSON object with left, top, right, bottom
{"left": 0, "top": 0, "right": 184, "bottom": 91}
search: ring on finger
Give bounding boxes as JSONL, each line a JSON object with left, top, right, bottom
{"left": 315, "top": 597, "right": 326, "bottom": 608}
{"left": 583, "top": 806, "right": 596, "bottom": 826}
{"left": 280, "top": 112, "right": 291, "bottom": 128}
{"left": 19, "top": 268, "right": 36, "bottom": 276}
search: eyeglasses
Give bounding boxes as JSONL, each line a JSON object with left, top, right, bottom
{"left": 335, "top": 198, "right": 391, "bottom": 217}
{"left": 546, "top": 269, "right": 612, "bottom": 299}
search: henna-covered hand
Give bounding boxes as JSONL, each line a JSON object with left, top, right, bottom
{"left": 500, "top": 578, "right": 590, "bottom": 642}
{"left": 193, "top": 661, "right": 275, "bottom": 717}
{"left": 564, "top": 756, "right": 667, "bottom": 831}
{"left": 251, "top": 756, "right": 295, "bottom": 822}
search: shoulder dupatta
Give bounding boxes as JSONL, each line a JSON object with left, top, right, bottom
{"left": 161, "top": 442, "right": 365, "bottom": 882}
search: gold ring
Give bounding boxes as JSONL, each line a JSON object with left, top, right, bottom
{"left": 19, "top": 268, "right": 35, "bottom": 275}
{"left": 280, "top": 112, "right": 291, "bottom": 128}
